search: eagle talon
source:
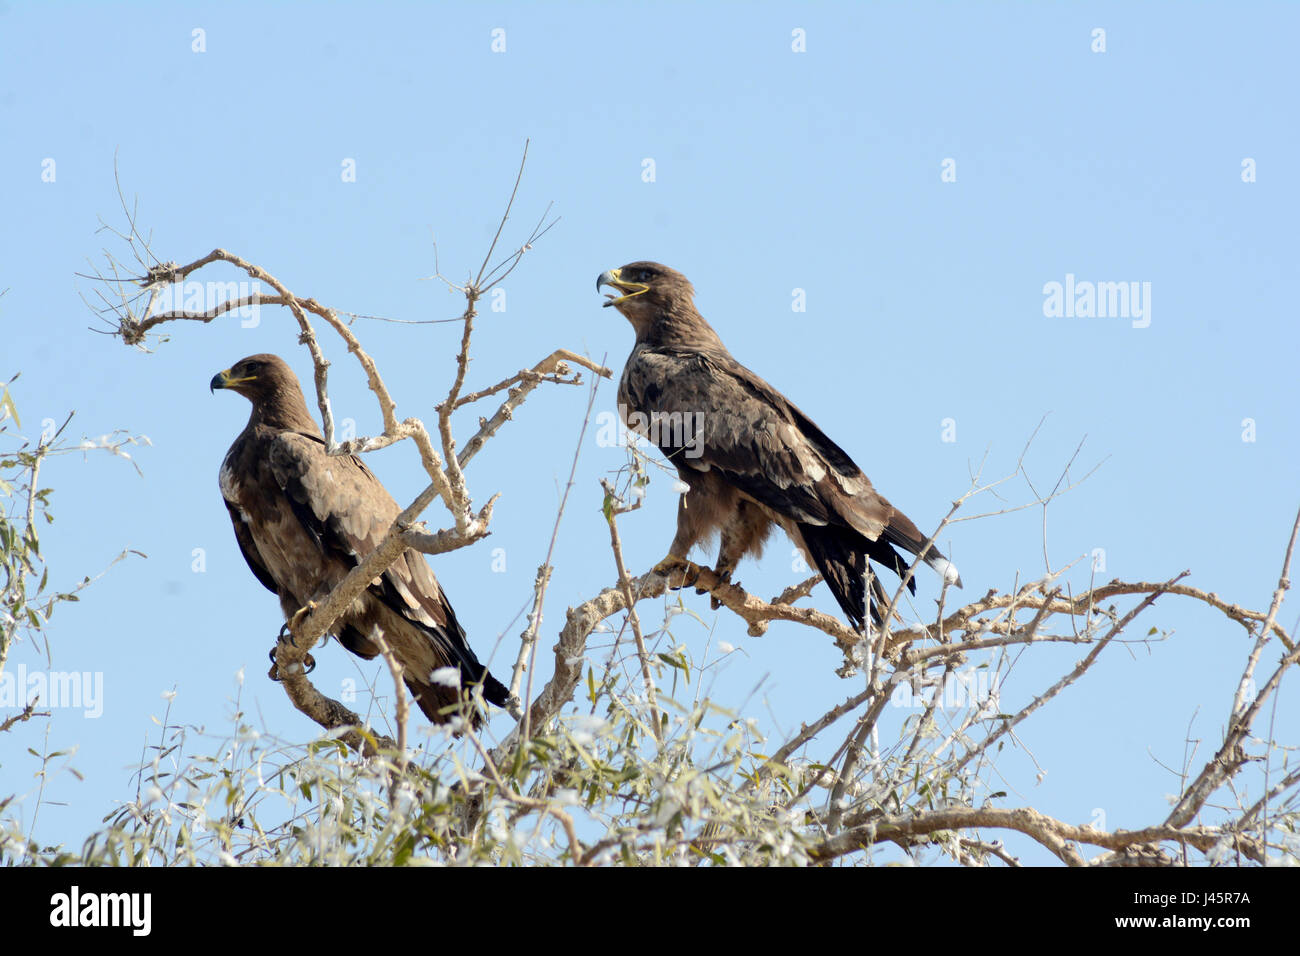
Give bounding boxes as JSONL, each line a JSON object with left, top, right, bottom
{"left": 652, "top": 554, "right": 697, "bottom": 590}
{"left": 272, "top": 601, "right": 319, "bottom": 680}
{"left": 276, "top": 601, "right": 318, "bottom": 649}
{"left": 696, "top": 567, "right": 733, "bottom": 594}
{"left": 285, "top": 601, "right": 319, "bottom": 641}
{"left": 267, "top": 646, "right": 316, "bottom": 682}
{"left": 707, "top": 571, "right": 736, "bottom": 610}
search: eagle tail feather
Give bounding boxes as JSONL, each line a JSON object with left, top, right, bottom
{"left": 804, "top": 523, "right": 945, "bottom": 631}
{"left": 882, "top": 524, "right": 963, "bottom": 589}
{"left": 406, "top": 676, "right": 466, "bottom": 725}
{"left": 476, "top": 668, "right": 511, "bottom": 707}
{"left": 799, "top": 523, "right": 868, "bottom": 633}
{"left": 406, "top": 665, "right": 509, "bottom": 728}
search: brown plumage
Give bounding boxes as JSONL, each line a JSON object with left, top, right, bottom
{"left": 211, "top": 353, "right": 508, "bottom": 724}
{"left": 597, "top": 262, "right": 962, "bottom": 632}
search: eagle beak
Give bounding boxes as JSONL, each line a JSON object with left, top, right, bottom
{"left": 597, "top": 268, "right": 649, "bottom": 308}
{"left": 211, "top": 369, "right": 256, "bottom": 393}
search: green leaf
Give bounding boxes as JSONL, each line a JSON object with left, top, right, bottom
{"left": 391, "top": 834, "right": 415, "bottom": 867}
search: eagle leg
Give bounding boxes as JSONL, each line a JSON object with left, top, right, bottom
{"left": 652, "top": 553, "right": 701, "bottom": 590}
{"left": 700, "top": 501, "right": 764, "bottom": 605}
{"left": 696, "top": 502, "right": 764, "bottom": 606}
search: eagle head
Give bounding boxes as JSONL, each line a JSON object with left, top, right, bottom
{"left": 209, "top": 354, "right": 294, "bottom": 398}
{"left": 597, "top": 262, "right": 728, "bottom": 351}
{"left": 597, "top": 262, "right": 696, "bottom": 318}
{"left": 211, "top": 354, "right": 318, "bottom": 432}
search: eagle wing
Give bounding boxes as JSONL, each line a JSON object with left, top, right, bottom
{"left": 620, "top": 345, "right": 927, "bottom": 552}
{"left": 224, "top": 427, "right": 505, "bottom": 721}
{"left": 225, "top": 498, "right": 281, "bottom": 596}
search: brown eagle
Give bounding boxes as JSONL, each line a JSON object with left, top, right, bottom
{"left": 597, "top": 262, "right": 961, "bottom": 632}
{"left": 211, "top": 353, "right": 509, "bottom": 724}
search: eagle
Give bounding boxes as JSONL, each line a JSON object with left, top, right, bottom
{"left": 597, "top": 262, "right": 961, "bottom": 632}
{"left": 211, "top": 353, "right": 509, "bottom": 725}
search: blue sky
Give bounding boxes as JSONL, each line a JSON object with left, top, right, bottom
{"left": 1, "top": 2, "right": 1297, "bottom": 862}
